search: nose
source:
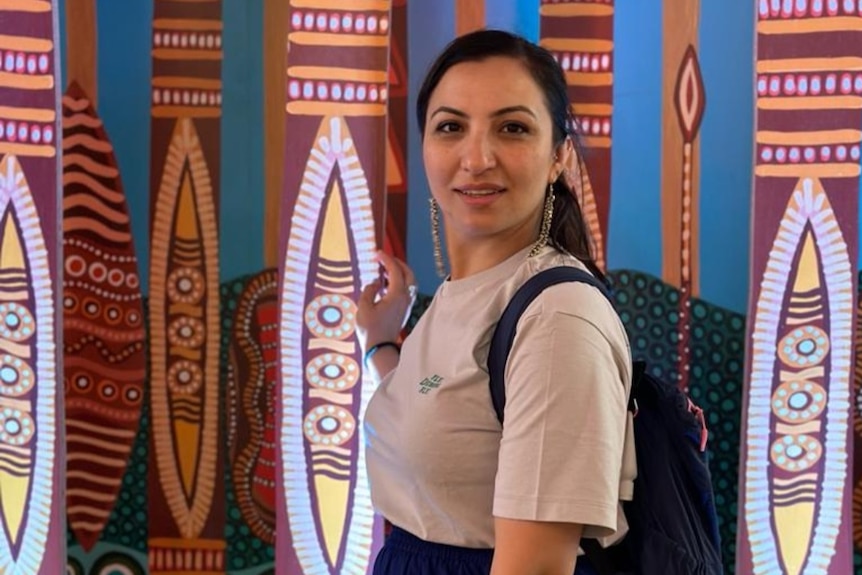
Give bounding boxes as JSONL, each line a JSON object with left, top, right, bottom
{"left": 460, "top": 132, "right": 496, "bottom": 174}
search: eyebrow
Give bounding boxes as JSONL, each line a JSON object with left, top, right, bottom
{"left": 429, "top": 105, "right": 538, "bottom": 120}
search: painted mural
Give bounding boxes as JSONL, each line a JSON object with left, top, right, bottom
{"left": 0, "top": 0, "right": 860, "bottom": 574}
{"left": 0, "top": 1, "right": 63, "bottom": 574}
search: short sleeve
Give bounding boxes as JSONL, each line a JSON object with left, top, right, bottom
{"left": 492, "top": 282, "right": 630, "bottom": 539}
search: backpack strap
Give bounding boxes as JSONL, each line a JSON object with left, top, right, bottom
{"left": 487, "top": 266, "right": 612, "bottom": 424}
{"left": 487, "top": 267, "right": 624, "bottom": 575}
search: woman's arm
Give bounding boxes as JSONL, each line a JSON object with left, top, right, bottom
{"left": 491, "top": 518, "right": 582, "bottom": 575}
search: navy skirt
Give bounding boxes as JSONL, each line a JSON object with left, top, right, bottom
{"left": 373, "top": 526, "right": 601, "bottom": 575}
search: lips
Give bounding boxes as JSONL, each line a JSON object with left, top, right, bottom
{"left": 454, "top": 185, "right": 505, "bottom": 197}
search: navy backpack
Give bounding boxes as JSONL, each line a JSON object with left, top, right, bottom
{"left": 488, "top": 266, "right": 723, "bottom": 575}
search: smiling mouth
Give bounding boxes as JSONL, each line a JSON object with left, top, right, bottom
{"left": 455, "top": 188, "right": 504, "bottom": 197}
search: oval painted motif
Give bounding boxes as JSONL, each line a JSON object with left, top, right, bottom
{"left": 280, "top": 116, "right": 378, "bottom": 574}
{"left": 744, "top": 177, "right": 853, "bottom": 573}
{"left": 0, "top": 155, "right": 56, "bottom": 575}
{"left": 149, "top": 117, "right": 220, "bottom": 539}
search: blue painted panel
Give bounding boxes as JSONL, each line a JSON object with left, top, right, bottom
{"left": 698, "top": 1, "right": 755, "bottom": 313}
{"left": 607, "top": 2, "right": 663, "bottom": 281}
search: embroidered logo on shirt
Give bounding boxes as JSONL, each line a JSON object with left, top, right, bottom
{"left": 418, "top": 374, "right": 443, "bottom": 394}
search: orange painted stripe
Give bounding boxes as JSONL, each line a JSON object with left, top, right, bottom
{"left": 758, "top": 16, "right": 862, "bottom": 34}
{"left": 291, "top": 0, "right": 388, "bottom": 9}
{"left": 152, "top": 76, "right": 222, "bottom": 89}
{"left": 0, "top": 105, "right": 54, "bottom": 122}
{"left": 758, "top": 96, "right": 862, "bottom": 110}
{"left": 572, "top": 103, "right": 614, "bottom": 115}
{"left": 581, "top": 136, "right": 612, "bottom": 148}
{"left": 456, "top": 0, "right": 484, "bottom": 36}
{"left": 288, "top": 32, "right": 388, "bottom": 47}
{"left": 152, "top": 106, "right": 222, "bottom": 118}
{"left": 756, "top": 129, "right": 861, "bottom": 145}
{"left": 0, "top": 0, "right": 50, "bottom": 11}
{"left": 541, "top": 38, "right": 613, "bottom": 53}
{"left": 0, "top": 142, "right": 54, "bottom": 157}
{"left": 149, "top": 538, "right": 227, "bottom": 550}
{"left": 540, "top": 3, "right": 613, "bottom": 17}
{"left": 287, "top": 66, "right": 388, "bottom": 83}
{"left": 0, "top": 34, "right": 52, "bottom": 52}
{"left": 0, "top": 72, "right": 53, "bottom": 90}
{"left": 286, "top": 101, "right": 386, "bottom": 116}
{"left": 153, "top": 19, "right": 223, "bottom": 30}
{"left": 757, "top": 57, "right": 862, "bottom": 73}
{"left": 755, "top": 163, "right": 861, "bottom": 177}
{"left": 565, "top": 72, "right": 613, "bottom": 86}
{"left": 152, "top": 48, "right": 222, "bottom": 61}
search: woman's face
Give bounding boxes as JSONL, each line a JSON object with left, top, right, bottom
{"left": 422, "top": 56, "right": 565, "bottom": 250}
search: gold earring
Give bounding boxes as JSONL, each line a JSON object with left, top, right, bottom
{"left": 529, "top": 184, "right": 555, "bottom": 258}
{"left": 429, "top": 198, "right": 446, "bottom": 277}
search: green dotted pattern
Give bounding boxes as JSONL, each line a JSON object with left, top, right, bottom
{"left": 608, "top": 270, "right": 745, "bottom": 575}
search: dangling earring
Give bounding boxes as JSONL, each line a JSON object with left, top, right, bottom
{"left": 429, "top": 198, "right": 446, "bottom": 277}
{"left": 529, "top": 183, "right": 555, "bottom": 258}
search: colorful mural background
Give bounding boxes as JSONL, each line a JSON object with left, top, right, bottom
{"left": 1, "top": 0, "right": 861, "bottom": 573}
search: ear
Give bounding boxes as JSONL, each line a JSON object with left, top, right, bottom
{"left": 551, "top": 137, "right": 576, "bottom": 182}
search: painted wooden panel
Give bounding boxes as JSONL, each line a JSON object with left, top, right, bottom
{"left": 147, "top": 0, "right": 225, "bottom": 572}
{"left": 539, "top": 0, "right": 614, "bottom": 271}
{"left": 277, "top": 1, "right": 391, "bottom": 573}
{"left": 0, "top": 1, "right": 63, "bottom": 574}
{"left": 736, "top": 3, "right": 860, "bottom": 574}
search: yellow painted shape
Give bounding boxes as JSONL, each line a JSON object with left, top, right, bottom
{"left": 320, "top": 180, "right": 350, "bottom": 263}
{"left": 0, "top": 208, "right": 24, "bottom": 270}
{"left": 774, "top": 501, "right": 815, "bottom": 575}
{"left": 174, "top": 419, "right": 201, "bottom": 500}
{"left": 0, "top": 469, "right": 30, "bottom": 545}
{"left": 314, "top": 474, "right": 349, "bottom": 566}
{"left": 175, "top": 168, "right": 201, "bottom": 241}
{"left": 793, "top": 230, "right": 820, "bottom": 294}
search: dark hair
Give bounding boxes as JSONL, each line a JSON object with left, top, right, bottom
{"left": 416, "top": 29, "right": 606, "bottom": 283}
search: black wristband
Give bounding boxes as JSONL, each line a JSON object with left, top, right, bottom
{"left": 363, "top": 341, "right": 400, "bottom": 367}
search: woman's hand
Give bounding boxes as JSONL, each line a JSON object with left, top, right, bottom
{"left": 356, "top": 250, "right": 417, "bottom": 354}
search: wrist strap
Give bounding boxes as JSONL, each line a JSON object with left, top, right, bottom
{"left": 363, "top": 341, "right": 400, "bottom": 367}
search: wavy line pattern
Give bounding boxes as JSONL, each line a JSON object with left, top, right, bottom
{"left": 61, "top": 83, "right": 145, "bottom": 552}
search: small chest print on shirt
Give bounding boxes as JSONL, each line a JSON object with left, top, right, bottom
{"left": 418, "top": 375, "right": 444, "bottom": 394}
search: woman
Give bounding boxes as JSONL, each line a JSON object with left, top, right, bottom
{"left": 357, "top": 29, "right": 632, "bottom": 575}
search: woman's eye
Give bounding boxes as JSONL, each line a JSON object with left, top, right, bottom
{"left": 502, "top": 123, "right": 528, "bottom": 134}
{"left": 435, "top": 121, "right": 461, "bottom": 133}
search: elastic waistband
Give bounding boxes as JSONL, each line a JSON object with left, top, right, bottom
{"left": 387, "top": 526, "right": 494, "bottom": 562}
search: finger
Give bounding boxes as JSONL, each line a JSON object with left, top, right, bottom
{"left": 357, "top": 280, "right": 381, "bottom": 307}
{"left": 393, "top": 258, "right": 416, "bottom": 290}
{"left": 376, "top": 250, "right": 405, "bottom": 294}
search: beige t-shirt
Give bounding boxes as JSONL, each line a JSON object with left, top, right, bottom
{"left": 364, "top": 246, "right": 632, "bottom": 548}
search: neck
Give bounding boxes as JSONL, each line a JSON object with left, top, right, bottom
{"left": 444, "top": 228, "right": 540, "bottom": 280}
